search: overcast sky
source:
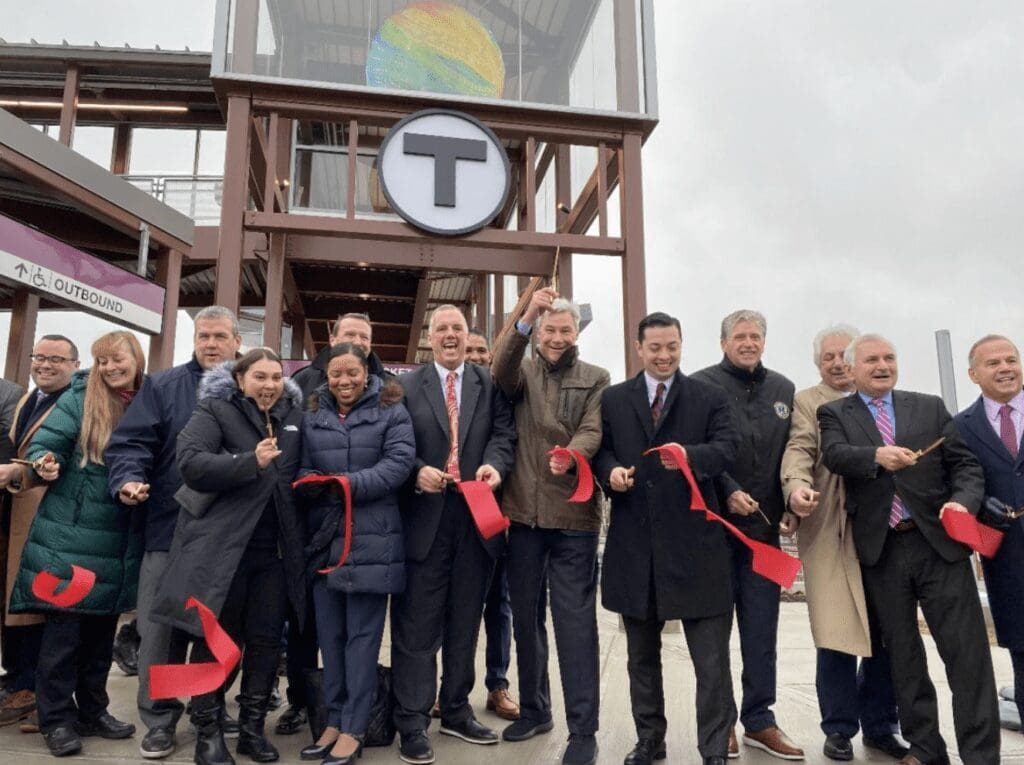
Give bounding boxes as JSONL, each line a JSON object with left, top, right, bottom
{"left": 1, "top": 1, "right": 1022, "bottom": 408}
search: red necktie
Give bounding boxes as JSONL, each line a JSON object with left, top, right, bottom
{"left": 445, "top": 371, "right": 461, "bottom": 480}
{"left": 998, "top": 404, "right": 1019, "bottom": 459}
{"left": 871, "top": 397, "right": 906, "bottom": 528}
{"left": 651, "top": 383, "right": 666, "bottom": 424}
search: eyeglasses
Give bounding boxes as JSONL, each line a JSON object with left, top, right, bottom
{"left": 29, "top": 354, "right": 73, "bottom": 365}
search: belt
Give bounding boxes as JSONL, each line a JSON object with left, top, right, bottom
{"left": 890, "top": 518, "right": 917, "bottom": 533}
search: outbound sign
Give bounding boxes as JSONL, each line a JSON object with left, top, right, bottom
{"left": 0, "top": 213, "right": 165, "bottom": 333}
{"left": 378, "top": 109, "right": 511, "bottom": 236}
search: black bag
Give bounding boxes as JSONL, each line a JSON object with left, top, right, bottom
{"left": 305, "top": 663, "right": 395, "bottom": 747}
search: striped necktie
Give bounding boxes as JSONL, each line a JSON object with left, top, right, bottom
{"left": 871, "top": 397, "right": 906, "bottom": 527}
{"left": 651, "top": 383, "right": 666, "bottom": 424}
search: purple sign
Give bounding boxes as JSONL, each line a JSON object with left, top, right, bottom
{"left": 0, "top": 213, "right": 165, "bottom": 333}
{"left": 283, "top": 359, "right": 420, "bottom": 378}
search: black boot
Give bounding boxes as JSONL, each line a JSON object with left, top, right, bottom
{"left": 303, "top": 668, "right": 327, "bottom": 744}
{"left": 193, "top": 700, "right": 236, "bottom": 765}
{"left": 236, "top": 693, "right": 279, "bottom": 763}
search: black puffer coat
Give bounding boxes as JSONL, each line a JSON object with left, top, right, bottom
{"left": 150, "top": 362, "right": 306, "bottom": 637}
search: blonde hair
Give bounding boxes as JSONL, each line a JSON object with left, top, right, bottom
{"left": 79, "top": 331, "right": 145, "bottom": 466}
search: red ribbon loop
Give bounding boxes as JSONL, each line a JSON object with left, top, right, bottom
{"left": 940, "top": 508, "right": 1003, "bottom": 558}
{"left": 292, "top": 474, "right": 354, "bottom": 574}
{"left": 31, "top": 564, "right": 96, "bottom": 608}
{"left": 547, "top": 447, "right": 594, "bottom": 502}
{"left": 642, "top": 443, "right": 802, "bottom": 589}
{"left": 457, "top": 480, "right": 510, "bottom": 540}
{"left": 149, "top": 597, "right": 241, "bottom": 699}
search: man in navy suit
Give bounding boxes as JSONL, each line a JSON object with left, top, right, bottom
{"left": 819, "top": 334, "right": 999, "bottom": 765}
{"left": 954, "top": 334, "right": 1024, "bottom": 731}
{"left": 390, "top": 304, "right": 516, "bottom": 765}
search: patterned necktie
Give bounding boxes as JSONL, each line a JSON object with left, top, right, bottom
{"left": 445, "top": 371, "right": 461, "bottom": 480}
{"left": 871, "top": 397, "right": 906, "bottom": 527}
{"left": 998, "top": 404, "right": 1019, "bottom": 458}
{"left": 651, "top": 382, "right": 666, "bottom": 424}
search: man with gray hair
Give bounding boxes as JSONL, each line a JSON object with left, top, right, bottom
{"left": 693, "top": 310, "right": 802, "bottom": 760}
{"left": 106, "top": 305, "right": 242, "bottom": 759}
{"left": 781, "top": 326, "right": 905, "bottom": 761}
{"left": 491, "top": 286, "right": 610, "bottom": 765}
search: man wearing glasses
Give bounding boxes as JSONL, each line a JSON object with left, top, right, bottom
{"left": 0, "top": 336, "right": 80, "bottom": 728}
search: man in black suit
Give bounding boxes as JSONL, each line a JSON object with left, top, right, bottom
{"left": 818, "top": 333, "right": 999, "bottom": 765}
{"left": 391, "top": 304, "right": 516, "bottom": 765}
{"left": 595, "top": 312, "right": 739, "bottom": 765}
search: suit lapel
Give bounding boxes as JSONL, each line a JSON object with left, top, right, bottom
{"left": 421, "top": 365, "right": 450, "bottom": 440}
{"left": 962, "top": 396, "right": 1018, "bottom": 467}
{"left": 458, "top": 366, "right": 481, "bottom": 446}
{"left": 628, "top": 373, "right": 655, "bottom": 443}
{"left": 892, "top": 391, "right": 913, "bottom": 444}
{"left": 845, "top": 395, "right": 884, "bottom": 447}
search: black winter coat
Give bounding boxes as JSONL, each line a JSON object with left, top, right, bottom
{"left": 150, "top": 363, "right": 306, "bottom": 637}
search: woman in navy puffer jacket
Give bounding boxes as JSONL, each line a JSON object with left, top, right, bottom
{"left": 298, "top": 343, "right": 414, "bottom": 765}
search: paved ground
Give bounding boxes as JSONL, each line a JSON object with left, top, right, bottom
{"left": 1, "top": 603, "right": 1021, "bottom": 764}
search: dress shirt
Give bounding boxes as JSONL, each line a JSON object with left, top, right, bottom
{"left": 859, "top": 390, "right": 895, "bottom": 434}
{"left": 644, "top": 372, "right": 674, "bottom": 407}
{"left": 515, "top": 319, "right": 533, "bottom": 337}
{"left": 982, "top": 389, "right": 1024, "bottom": 446}
{"left": 433, "top": 361, "right": 464, "bottom": 411}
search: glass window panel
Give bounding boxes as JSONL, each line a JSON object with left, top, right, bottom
{"left": 197, "top": 130, "right": 227, "bottom": 175}
{"left": 129, "top": 128, "right": 198, "bottom": 175}
{"left": 292, "top": 149, "right": 393, "bottom": 217}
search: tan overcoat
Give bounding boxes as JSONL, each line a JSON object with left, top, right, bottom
{"left": 4, "top": 392, "right": 55, "bottom": 627}
{"left": 780, "top": 383, "right": 871, "bottom": 656}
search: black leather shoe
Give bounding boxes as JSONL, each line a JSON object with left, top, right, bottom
{"left": 563, "top": 734, "right": 598, "bottom": 765}
{"left": 823, "top": 733, "right": 853, "bottom": 761}
{"left": 74, "top": 712, "right": 136, "bottom": 739}
{"left": 323, "top": 738, "right": 363, "bottom": 765}
{"left": 863, "top": 733, "right": 911, "bottom": 759}
{"left": 44, "top": 725, "right": 83, "bottom": 757}
{"left": 624, "top": 738, "right": 667, "bottom": 765}
{"left": 300, "top": 737, "right": 336, "bottom": 761}
{"left": 439, "top": 716, "right": 498, "bottom": 745}
{"left": 140, "top": 726, "right": 176, "bottom": 759}
{"left": 502, "top": 717, "right": 555, "bottom": 741}
{"left": 399, "top": 731, "right": 434, "bottom": 764}
{"left": 274, "top": 704, "right": 307, "bottom": 735}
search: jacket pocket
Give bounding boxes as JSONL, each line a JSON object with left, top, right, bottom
{"left": 558, "top": 382, "right": 592, "bottom": 430}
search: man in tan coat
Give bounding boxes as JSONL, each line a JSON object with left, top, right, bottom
{"left": 0, "top": 335, "right": 79, "bottom": 727}
{"left": 781, "top": 325, "right": 905, "bottom": 761}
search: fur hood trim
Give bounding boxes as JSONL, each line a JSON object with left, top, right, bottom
{"left": 198, "top": 360, "right": 304, "bottom": 409}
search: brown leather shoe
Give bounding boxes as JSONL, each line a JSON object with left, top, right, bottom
{"left": 728, "top": 727, "right": 739, "bottom": 758}
{"left": 0, "top": 690, "right": 35, "bottom": 726}
{"left": 485, "top": 688, "right": 520, "bottom": 721}
{"left": 743, "top": 726, "right": 805, "bottom": 760}
{"left": 19, "top": 711, "right": 39, "bottom": 733}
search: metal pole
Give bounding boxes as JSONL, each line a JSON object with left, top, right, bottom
{"left": 935, "top": 329, "right": 958, "bottom": 415}
{"left": 136, "top": 222, "right": 151, "bottom": 277}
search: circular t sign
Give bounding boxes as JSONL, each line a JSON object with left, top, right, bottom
{"left": 378, "top": 109, "right": 510, "bottom": 236}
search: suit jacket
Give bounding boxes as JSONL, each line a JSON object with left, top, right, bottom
{"left": 781, "top": 384, "right": 870, "bottom": 656}
{"left": 595, "top": 371, "right": 739, "bottom": 621}
{"left": 399, "top": 363, "right": 516, "bottom": 562}
{"left": 954, "top": 395, "right": 1024, "bottom": 649}
{"left": 0, "top": 380, "right": 24, "bottom": 465}
{"left": 818, "top": 390, "right": 984, "bottom": 567}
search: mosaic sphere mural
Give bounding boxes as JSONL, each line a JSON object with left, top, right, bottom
{"left": 366, "top": 1, "right": 505, "bottom": 99}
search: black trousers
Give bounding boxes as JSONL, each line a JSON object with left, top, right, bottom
{"left": 284, "top": 595, "right": 319, "bottom": 708}
{"left": 36, "top": 612, "right": 119, "bottom": 732}
{"left": 862, "top": 528, "right": 1000, "bottom": 765}
{"left": 622, "top": 609, "right": 735, "bottom": 759}
{"left": 391, "top": 492, "right": 494, "bottom": 734}
{"left": 191, "top": 545, "right": 287, "bottom": 715}
{"left": 3, "top": 622, "right": 43, "bottom": 692}
{"left": 506, "top": 524, "right": 599, "bottom": 735}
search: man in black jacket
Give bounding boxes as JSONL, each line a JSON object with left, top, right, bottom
{"left": 596, "top": 312, "right": 739, "bottom": 765}
{"left": 293, "top": 312, "right": 393, "bottom": 398}
{"left": 692, "top": 310, "right": 802, "bottom": 760}
{"left": 106, "top": 306, "right": 241, "bottom": 759}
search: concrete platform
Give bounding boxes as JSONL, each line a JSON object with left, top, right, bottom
{"left": 1, "top": 603, "right": 1021, "bottom": 763}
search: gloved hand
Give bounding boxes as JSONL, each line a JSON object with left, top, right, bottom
{"left": 978, "top": 496, "right": 1015, "bottom": 530}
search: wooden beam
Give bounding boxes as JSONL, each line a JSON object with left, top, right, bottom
{"left": 521, "top": 137, "right": 537, "bottom": 232}
{"left": 492, "top": 277, "right": 543, "bottom": 356}
{"left": 346, "top": 119, "right": 358, "bottom": 219}
{"left": 110, "top": 124, "right": 131, "bottom": 174}
{"left": 147, "top": 248, "right": 182, "bottom": 372}
{"left": 214, "top": 95, "right": 252, "bottom": 311}
{"left": 58, "top": 64, "right": 79, "bottom": 147}
{"left": 263, "top": 233, "right": 286, "bottom": 351}
{"left": 554, "top": 144, "right": 573, "bottom": 299}
{"left": 4, "top": 291, "right": 39, "bottom": 387}
{"left": 405, "top": 276, "right": 431, "bottom": 363}
{"left": 620, "top": 133, "right": 647, "bottom": 376}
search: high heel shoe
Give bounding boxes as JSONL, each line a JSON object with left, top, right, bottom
{"left": 299, "top": 737, "right": 338, "bottom": 761}
{"left": 322, "top": 736, "right": 363, "bottom": 765}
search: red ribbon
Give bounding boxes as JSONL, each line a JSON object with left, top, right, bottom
{"left": 547, "top": 447, "right": 594, "bottom": 502}
{"left": 292, "top": 474, "right": 354, "bottom": 574}
{"left": 941, "top": 508, "right": 1004, "bottom": 558}
{"left": 643, "top": 444, "right": 803, "bottom": 589}
{"left": 149, "top": 597, "right": 241, "bottom": 699}
{"left": 457, "top": 480, "right": 510, "bottom": 540}
{"left": 31, "top": 564, "right": 96, "bottom": 608}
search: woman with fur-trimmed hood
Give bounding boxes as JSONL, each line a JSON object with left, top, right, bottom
{"left": 152, "top": 348, "right": 305, "bottom": 765}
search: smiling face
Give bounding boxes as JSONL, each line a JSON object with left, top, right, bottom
{"left": 818, "top": 334, "right": 854, "bottom": 392}
{"left": 636, "top": 324, "right": 682, "bottom": 381}
{"left": 96, "top": 343, "right": 139, "bottom": 392}
{"left": 327, "top": 353, "right": 368, "bottom": 410}
{"left": 194, "top": 317, "right": 242, "bottom": 370}
{"left": 721, "top": 320, "right": 765, "bottom": 372}
{"left": 30, "top": 338, "right": 79, "bottom": 393}
{"left": 537, "top": 311, "right": 578, "bottom": 364}
{"left": 237, "top": 358, "right": 284, "bottom": 411}
{"left": 465, "top": 333, "right": 491, "bottom": 366}
{"left": 429, "top": 308, "right": 468, "bottom": 371}
{"left": 331, "top": 316, "right": 372, "bottom": 356}
{"left": 969, "top": 338, "right": 1022, "bottom": 404}
{"left": 851, "top": 338, "right": 898, "bottom": 397}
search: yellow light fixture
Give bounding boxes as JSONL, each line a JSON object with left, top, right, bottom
{"left": 0, "top": 99, "right": 188, "bottom": 113}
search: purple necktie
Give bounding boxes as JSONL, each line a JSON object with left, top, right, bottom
{"left": 651, "top": 383, "right": 666, "bottom": 424}
{"left": 871, "top": 398, "right": 906, "bottom": 527}
{"left": 998, "top": 404, "right": 1019, "bottom": 459}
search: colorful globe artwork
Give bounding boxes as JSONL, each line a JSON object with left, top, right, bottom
{"left": 366, "top": 2, "right": 505, "bottom": 99}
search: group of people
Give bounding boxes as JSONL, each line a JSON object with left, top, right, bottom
{"left": 0, "top": 293, "right": 1018, "bottom": 765}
